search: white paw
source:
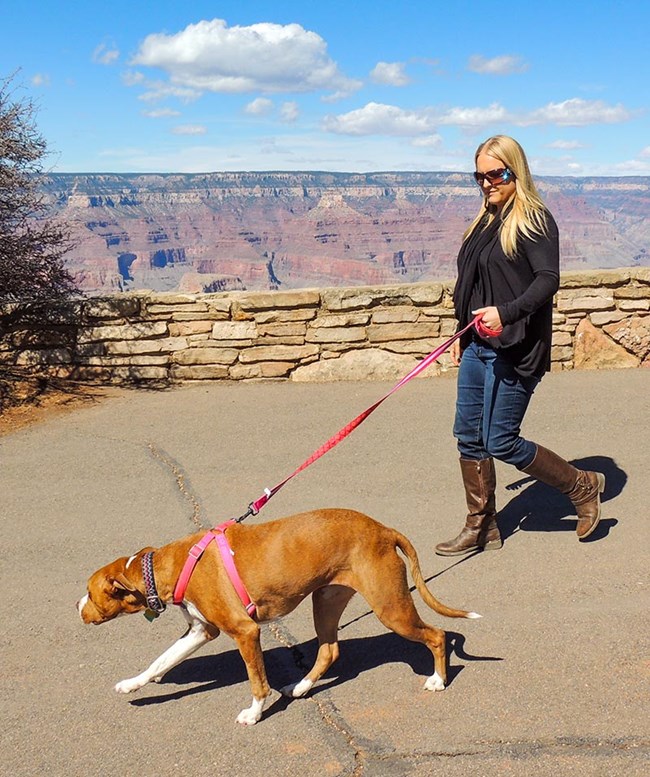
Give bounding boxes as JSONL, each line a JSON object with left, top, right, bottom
{"left": 114, "top": 678, "right": 143, "bottom": 694}
{"left": 235, "top": 696, "right": 266, "bottom": 726}
{"left": 424, "top": 672, "right": 446, "bottom": 692}
{"left": 236, "top": 708, "right": 261, "bottom": 726}
{"left": 280, "top": 677, "right": 314, "bottom": 698}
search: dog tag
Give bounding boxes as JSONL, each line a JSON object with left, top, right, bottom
{"left": 144, "top": 608, "right": 160, "bottom": 622}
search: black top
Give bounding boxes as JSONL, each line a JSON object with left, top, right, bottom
{"left": 453, "top": 210, "right": 560, "bottom": 378}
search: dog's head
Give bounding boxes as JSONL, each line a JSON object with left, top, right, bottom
{"left": 77, "top": 548, "right": 154, "bottom": 625}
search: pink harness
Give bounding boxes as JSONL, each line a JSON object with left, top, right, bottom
{"left": 173, "top": 520, "right": 256, "bottom": 617}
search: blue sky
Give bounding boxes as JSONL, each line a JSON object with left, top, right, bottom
{"left": 2, "top": 0, "right": 648, "bottom": 176}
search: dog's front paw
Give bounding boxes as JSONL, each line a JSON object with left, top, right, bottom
{"left": 424, "top": 672, "right": 446, "bottom": 692}
{"left": 236, "top": 708, "right": 261, "bottom": 726}
{"left": 115, "top": 678, "right": 143, "bottom": 694}
{"left": 280, "top": 677, "right": 314, "bottom": 698}
{"left": 236, "top": 696, "right": 266, "bottom": 726}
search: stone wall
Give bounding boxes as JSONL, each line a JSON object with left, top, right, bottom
{"left": 2, "top": 268, "right": 649, "bottom": 385}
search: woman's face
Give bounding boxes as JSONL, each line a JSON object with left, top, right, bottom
{"left": 476, "top": 152, "right": 517, "bottom": 211}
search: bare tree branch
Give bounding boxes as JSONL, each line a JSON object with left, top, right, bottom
{"left": 0, "top": 72, "right": 79, "bottom": 306}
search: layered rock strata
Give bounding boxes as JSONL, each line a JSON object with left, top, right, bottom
{"left": 41, "top": 173, "right": 650, "bottom": 295}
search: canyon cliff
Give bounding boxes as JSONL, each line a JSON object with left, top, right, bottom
{"left": 41, "top": 172, "right": 650, "bottom": 294}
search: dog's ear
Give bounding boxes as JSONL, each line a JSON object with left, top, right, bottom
{"left": 110, "top": 546, "right": 156, "bottom": 595}
{"left": 111, "top": 573, "right": 137, "bottom": 594}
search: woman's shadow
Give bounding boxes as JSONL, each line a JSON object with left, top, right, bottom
{"left": 497, "top": 455, "right": 626, "bottom": 541}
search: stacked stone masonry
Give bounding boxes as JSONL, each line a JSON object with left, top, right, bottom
{"left": 2, "top": 268, "right": 649, "bottom": 384}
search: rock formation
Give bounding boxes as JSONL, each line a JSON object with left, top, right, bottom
{"left": 41, "top": 172, "right": 650, "bottom": 295}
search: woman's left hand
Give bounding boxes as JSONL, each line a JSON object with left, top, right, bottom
{"left": 471, "top": 306, "right": 503, "bottom": 333}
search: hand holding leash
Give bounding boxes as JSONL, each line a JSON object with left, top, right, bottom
{"left": 471, "top": 307, "right": 503, "bottom": 337}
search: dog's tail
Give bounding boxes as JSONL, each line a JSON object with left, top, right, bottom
{"left": 394, "top": 532, "right": 481, "bottom": 620}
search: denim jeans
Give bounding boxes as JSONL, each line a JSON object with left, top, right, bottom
{"left": 453, "top": 340, "right": 539, "bottom": 469}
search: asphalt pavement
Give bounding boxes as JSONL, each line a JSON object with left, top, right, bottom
{"left": 1, "top": 368, "right": 648, "bottom": 777}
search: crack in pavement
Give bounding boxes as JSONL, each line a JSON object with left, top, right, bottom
{"left": 463, "top": 736, "right": 650, "bottom": 757}
{"left": 267, "top": 621, "right": 370, "bottom": 776}
{"left": 266, "top": 619, "right": 650, "bottom": 775}
{"left": 53, "top": 431, "right": 209, "bottom": 533}
{"left": 146, "top": 441, "right": 206, "bottom": 531}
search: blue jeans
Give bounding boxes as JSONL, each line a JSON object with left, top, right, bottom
{"left": 454, "top": 340, "right": 539, "bottom": 469}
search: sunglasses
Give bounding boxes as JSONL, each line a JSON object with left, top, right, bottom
{"left": 473, "top": 167, "right": 514, "bottom": 186}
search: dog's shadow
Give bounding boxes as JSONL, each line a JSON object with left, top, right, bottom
{"left": 129, "top": 630, "right": 501, "bottom": 711}
{"left": 498, "top": 455, "right": 626, "bottom": 542}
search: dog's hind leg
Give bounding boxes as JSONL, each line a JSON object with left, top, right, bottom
{"left": 281, "top": 584, "right": 355, "bottom": 698}
{"left": 375, "top": 601, "right": 448, "bottom": 691}
{"left": 360, "top": 559, "right": 449, "bottom": 692}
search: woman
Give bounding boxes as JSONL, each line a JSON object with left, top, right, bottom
{"left": 435, "top": 135, "right": 605, "bottom": 556}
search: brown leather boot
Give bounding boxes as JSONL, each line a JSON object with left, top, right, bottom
{"left": 522, "top": 445, "right": 605, "bottom": 540}
{"left": 435, "top": 458, "right": 502, "bottom": 556}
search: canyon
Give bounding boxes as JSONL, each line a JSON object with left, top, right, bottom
{"left": 41, "top": 172, "right": 650, "bottom": 294}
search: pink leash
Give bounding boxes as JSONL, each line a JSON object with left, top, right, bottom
{"left": 172, "top": 314, "right": 498, "bottom": 617}
{"left": 244, "top": 314, "right": 499, "bottom": 517}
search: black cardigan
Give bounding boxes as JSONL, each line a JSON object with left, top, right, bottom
{"left": 453, "top": 210, "right": 560, "bottom": 378}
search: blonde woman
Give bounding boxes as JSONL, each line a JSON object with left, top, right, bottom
{"left": 436, "top": 135, "right": 605, "bottom": 556}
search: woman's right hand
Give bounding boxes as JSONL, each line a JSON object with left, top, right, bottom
{"left": 451, "top": 339, "right": 462, "bottom": 366}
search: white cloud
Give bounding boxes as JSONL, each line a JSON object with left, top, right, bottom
{"left": 142, "top": 108, "right": 181, "bottom": 118}
{"left": 171, "top": 124, "right": 207, "bottom": 136}
{"left": 245, "top": 98, "right": 274, "bottom": 116}
{"left": 92, "top": 42, "right": 120, "bottom": 65}
{"left": 280, "top": 101, "right": 299, "bottom": 123}
{"left": 92, "top": 132, "right": 462, "bottom": 174}
{"left": 321, "top": 94, "right": 634, "bottom": 139}
{"left": 122, "top": 70, "right": 145, "bottom": 87}
{"left": 411, "top": 134, "right": 443, "bottom": 148}
{"left": 520, "top": 98, "right": 632, "bottom": 126}
{"left": 323, "top": 102, "right": 437, "bottom": 136}
{"left": 611, "top": 158, "right": 650, "bottom": 174}
{"left": 31, "top": 73, "right": 50, "bottom": 87}
{"left": 546, "top": 139, "right": 585, "bottom": 150}
{"left": 438, "top": 103, "right": 511, "bottom": 127}
{"left": 468, "top": 55, "right": 528, "bottom": 75}
{"left": 370, "top": 62, "right": 410, "bottom": 86}
{"left": 131, "top": 18, "right": 361, "bottom": 98}
{"left": 137, "top": 81, "right": 201, "bottom": 103}
{"left": 640, "top": 146, "right": 650, "bottom": 158}
{"left": 321, "top": 90, "right": 358, "bottom": 104}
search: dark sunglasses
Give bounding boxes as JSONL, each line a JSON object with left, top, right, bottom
{"left": 473, "top": 167, "right": 514, "bottom": 186}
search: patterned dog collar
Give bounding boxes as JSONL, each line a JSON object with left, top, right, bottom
{"left": 141, "top": 551, "right": 166, "bottom": 616}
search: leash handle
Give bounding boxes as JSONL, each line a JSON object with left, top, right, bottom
{"left": 246, "top": 314, "right": 492, "bottom": 516}
{"left": 474, "top": 317, "right": 503, "bottom": 339}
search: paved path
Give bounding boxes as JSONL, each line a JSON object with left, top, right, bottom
{"left": 1, "top": 369, "right": 648, "bottom": 776}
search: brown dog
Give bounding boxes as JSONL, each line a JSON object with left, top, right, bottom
{"left": 78, "top": 509, "right": 480, "bottom": 725}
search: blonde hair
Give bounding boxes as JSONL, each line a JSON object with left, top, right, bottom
{"left": 464, "top": 135, "right": 549, "bottom": 258}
